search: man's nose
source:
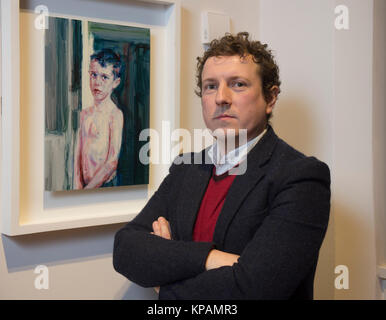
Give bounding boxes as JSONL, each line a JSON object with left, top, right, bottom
{"left": 215, "top": 82, "right": 231, "bottom": 106}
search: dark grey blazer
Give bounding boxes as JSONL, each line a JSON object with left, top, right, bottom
{"left": 113, "top": 126, "right": 331, "bottom": 299}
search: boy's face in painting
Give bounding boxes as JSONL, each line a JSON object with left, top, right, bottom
{"left": 89, "top": 59, "right": 121, "bottom": 103}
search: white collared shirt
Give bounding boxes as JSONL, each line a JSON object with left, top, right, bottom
{"left": 208, "top": 129, "right": 267, "bottom": 176}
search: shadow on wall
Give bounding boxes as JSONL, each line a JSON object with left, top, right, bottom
{"left": 1, "top": 223, "right": 124, "bottom": 272}
{"left": 332, "top": 200, "right": 376, "bottom": 299}
{"left": 1, "top": 223, "right": 159, "bottom": 299}
{"left": 115, "top": 282, "right": 158, "bottom": 300}
{"left": 314, "top": 208, "right": 335, "bottom": 300}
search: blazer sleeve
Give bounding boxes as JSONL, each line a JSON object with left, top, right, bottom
{"left": 159, "top": 157, "right": 331, "bottom": 299}
{"left": 113, "top": 162, "right": 214, "bottom": 287}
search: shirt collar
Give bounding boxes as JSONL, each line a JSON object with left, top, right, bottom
{"left": 208, "top": 128, "right": 267, "bottom": 176}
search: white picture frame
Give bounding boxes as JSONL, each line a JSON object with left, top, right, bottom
{"left": 0, "top": 0, "right": 181, "bottom": 235}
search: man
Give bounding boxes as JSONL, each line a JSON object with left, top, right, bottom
{"left": 113, "top": 32, "right": 330, "bottom": 299}
{"left": 74, "top": 49, "right": 123, "bottom": 189}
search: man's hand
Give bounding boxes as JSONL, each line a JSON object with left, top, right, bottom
{"left": 151, "top": 217, "right": 171, "bottom": 295}
{"left": 151, "top": 216, "right": 172, "bottom": 240}
{"left": 205, "top": 249, "right": 240, "bottom": 271}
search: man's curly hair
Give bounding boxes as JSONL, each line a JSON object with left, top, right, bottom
{"left": 195, "top": 32, "right": 281, "bottom": 120}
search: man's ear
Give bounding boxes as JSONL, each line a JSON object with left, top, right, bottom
{"left": 266, "top": 86, "right": 279, "bottom": 115}
{"left": 113, "top": 78, "right": 121, "bottom": 89}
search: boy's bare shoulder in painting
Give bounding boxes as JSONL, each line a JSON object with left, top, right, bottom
{"left": 110, "top": 102, "right": 124, "bottom": 124}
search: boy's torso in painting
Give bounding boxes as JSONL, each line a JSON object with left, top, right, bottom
{"left": 80, "top": 102, "right": 123, "bottom": 185}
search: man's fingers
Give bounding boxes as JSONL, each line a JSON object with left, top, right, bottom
{"left": 151, "top": 217, "right": 172, "bottom": 240}
{"left": 158, "top": 217, "right": 172, "bottom": 240}
{"left": 152, "top": 221, "right": 161, "bottom": 236}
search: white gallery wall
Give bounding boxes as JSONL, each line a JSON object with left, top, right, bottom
{"left": 0, "top": 0, "right": 385, "bottom": 299}
{"left": 258, "top": 0, "right": 335, "bottom": 300}
{"left": 262, "top": 0, "right": 386, "bottom": 299}
{"left": 259, "top": 0, "right": 386, "bottom": 299}
{"left": 331, "top": 0, "right": 378, "bottom": 299}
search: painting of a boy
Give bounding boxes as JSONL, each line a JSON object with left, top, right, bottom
{"left": 44, "top": 18, "right": 150, "bottom": 191}
{"left": 74, "top": 49, "right": 124, "bottom": 189}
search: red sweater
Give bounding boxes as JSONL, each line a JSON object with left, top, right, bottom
{"left": 192, "top": 169, "right": 237, "bottom": 242}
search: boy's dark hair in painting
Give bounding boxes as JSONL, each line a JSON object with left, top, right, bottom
{"left": 90, "top": 48, "right": 122, "bottom": 80}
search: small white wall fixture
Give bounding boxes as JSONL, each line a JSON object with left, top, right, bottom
{"left": 201, "top": 11, "right": 230, "bottom": 45}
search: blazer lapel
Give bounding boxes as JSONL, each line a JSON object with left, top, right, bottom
{"left": 212, "top": 127, "right": 279, "bottom": 247}
{"left": 176, "top": 154, "right": 213, "bottom": 241}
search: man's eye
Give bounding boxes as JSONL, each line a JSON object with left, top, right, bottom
{"left": 205, "top": 84, "right": 217, "bottom": 90}
{"left": 102, "top": 75, "right": 109, "bottom": 80}
{"left": 91, "top": 72, "right": 97, "bottom": 78}
{"left": 233, "top": 81, "right": 246, "bottom": 88}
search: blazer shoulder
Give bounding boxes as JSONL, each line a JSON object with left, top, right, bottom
{"left": 272, "top": 138, "right": 330, "bottom": 184}
{"left": 169, "top": 151, "right": 204, "bottom": 173}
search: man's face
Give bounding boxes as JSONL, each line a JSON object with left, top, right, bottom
{"left": 201, "top": 55, "right": 276, "bottom": 141}
{"left": 89, "top": 59, "right": 120, "bottom": 103}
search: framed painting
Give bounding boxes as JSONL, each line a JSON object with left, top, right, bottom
{"left": 0, "top": 0, "right": 181, "bottom": 235}
{"left": 44, "top": 17, "right": 150, "bottom": 191}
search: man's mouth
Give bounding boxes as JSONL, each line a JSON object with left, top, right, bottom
{"left": 93, "top": 89, "right": 102, "bottom": 94}
{"left": 214, "top": 114, "right": 236, "bottom": 120}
